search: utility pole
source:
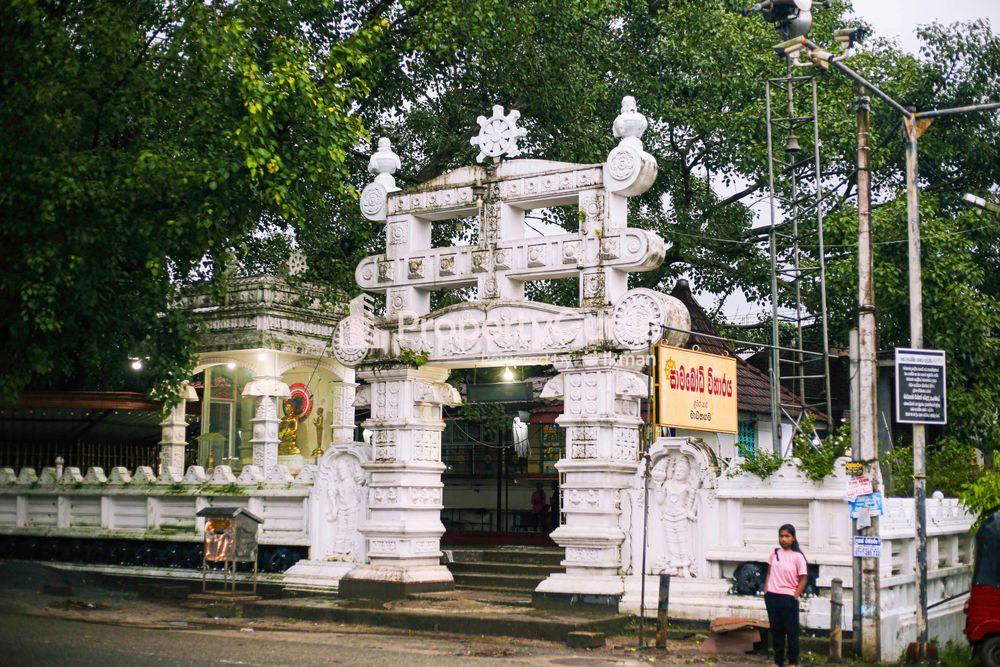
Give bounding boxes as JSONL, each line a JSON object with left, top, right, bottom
{"left": 765, "top": 74, "right": 783, "bottom": 455}
{"left": 855, "top": 85, "right": 881, "bottom": 663}
{"left": 904, "top": 112, "right": 930, "bottom": 651}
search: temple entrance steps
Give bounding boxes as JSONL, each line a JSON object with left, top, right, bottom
{"left": 445, "top": 546, "right": 563, "bottom": 594}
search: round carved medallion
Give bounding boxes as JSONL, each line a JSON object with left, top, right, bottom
{"left": 360, "top": 182, "right": 387, "bottom": 218}
{"left": 607, "top": 146, "right": 638, "bottom": 181}
{"left": 611, "top": 289, "right": 691, "bottom": 350}
{"left": 333, "top": 315, "right": 371, "bottom": 366}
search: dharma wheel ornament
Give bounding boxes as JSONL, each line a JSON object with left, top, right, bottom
{"left": 470, "top": 105, "right": 528, "bottom": 163}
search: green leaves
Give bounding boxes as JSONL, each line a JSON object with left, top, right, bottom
{"left": 729, "top": 447, "right": 784, "bottom": 481}
{"left": 0, "top": 0, "right": 381, "bottom": 401}
{"left": 961, "top": 469, "right": 1000, "bottom": 529}
{"left": 791, "top": 413, "right": 850, "bottom": 482}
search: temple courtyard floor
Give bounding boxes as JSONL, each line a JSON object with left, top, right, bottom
{"left": 0, "top": 560, "right": 849, "bottom": 666}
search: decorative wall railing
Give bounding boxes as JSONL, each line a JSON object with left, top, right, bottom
{"left": 0, "top": 442, "right": 159, "bottom": 477}
{"left": 0, "top": 464, "right": 315, "bottom": 554}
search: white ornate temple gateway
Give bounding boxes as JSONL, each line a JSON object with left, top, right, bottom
{"left": 331, "top": 97, "right": 691, "bottom": 600}
{"left": 325, "top": 98, "right": 976, "bottom": 656}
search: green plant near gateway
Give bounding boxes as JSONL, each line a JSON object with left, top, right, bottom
{"left": 792, "top": 413, "right": 850, "bottom": 483}
{"left": 961, "top": 470, "right": 1000, "bottom": 530}
{"left": 1, "top": 0, "right": 382, "bottom": 404}
{"left": 456, "top": 402, "right": 508, "bottom": 440}
{"left": 730, "top": 413, "right": 850, "bottom": 482}
{"left": 729, "top": 446, "right": 784, "bottom": 481}
{"left": 884, "top": 437, "right": 982, "bottom": 500}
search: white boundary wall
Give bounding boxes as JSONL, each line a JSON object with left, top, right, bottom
{"left": 619, "top": 438, "right": 974, "bottom": 660}
{"left": 0, "top": 464, "right": 314, "bottom": 548}
{"left": 0, "top": 438, "right": 975, "bottom": 660}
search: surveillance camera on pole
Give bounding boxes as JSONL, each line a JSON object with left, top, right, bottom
{"left": 745, "top": 0, "right": 824, "bottom": 40}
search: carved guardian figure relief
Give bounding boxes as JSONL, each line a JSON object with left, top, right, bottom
{"left": 318, "top": 453, "right": 367, "bottom": 562}
{"left": 652, "top": 453, "right": 701, "bottom": 577}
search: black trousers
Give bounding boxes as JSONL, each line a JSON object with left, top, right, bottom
{"left": 764, "top": 592, "right": 800, "bottom": 666}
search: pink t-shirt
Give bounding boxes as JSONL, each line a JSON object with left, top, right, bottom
{"left": 766, "top": 548, "right": 808, "bottom": 596}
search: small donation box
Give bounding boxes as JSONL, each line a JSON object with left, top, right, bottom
{"left": 196, "top": 507, "right": 263, "bottom": 595}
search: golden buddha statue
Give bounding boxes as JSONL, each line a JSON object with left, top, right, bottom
{"left": 278, "top": 399, "right": 300, "bottom": 455}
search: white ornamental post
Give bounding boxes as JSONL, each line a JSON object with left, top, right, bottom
{"left": 158, "top": 382, "right": 198, "bottom": 478}
{"left": 338, "top": 365, "right": 459, "bottom": 599}
{"left": 534, "top": 352, "right": 648, "bottom": 609}
{"left": 328, "top": 380, "right": 358, "bottom": 450}
{"left": 242, "top": 365, "right": 291, "bottom": 477}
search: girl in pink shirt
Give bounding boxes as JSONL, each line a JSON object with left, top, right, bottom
{"left": 764, "top": 524, "right": 809, "bottom": 667}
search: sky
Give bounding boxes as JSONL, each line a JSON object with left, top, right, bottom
{"left": 710, "top": 0, "right": 999, "bottom": 324}
{"left": 849, "top": 0, "right": 1000, "bottom": 54}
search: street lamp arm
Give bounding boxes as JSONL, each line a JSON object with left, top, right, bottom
{"left": 799, "top": 38, "right": 913, "bottom": 117}
{"left": 963, "top": 193, "right": 1000, "bottom": 214}
{"left": 915, "top": 101, "right": 1000, "bottom": 119}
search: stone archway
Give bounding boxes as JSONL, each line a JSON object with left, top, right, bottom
{"left": 332, "top": 99, "right": 691, "bottom": 603}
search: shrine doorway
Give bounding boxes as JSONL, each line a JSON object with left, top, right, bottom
{"left": 438, "top": 364, "right": 562, "bottom": 547}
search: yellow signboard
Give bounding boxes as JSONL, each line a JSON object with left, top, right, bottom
{"left": 656, "top": 345, "right": 738, "bottom": 434}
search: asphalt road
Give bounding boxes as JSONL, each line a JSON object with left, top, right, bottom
{"left": 0, "top": 561, "right": 785, "bottom": 666}
{"left": 0, "top": 611, "right": 545, "bottom": 666}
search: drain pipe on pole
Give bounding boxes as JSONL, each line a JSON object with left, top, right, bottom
{"left": 639, "top": 452, "right": 652, "bottom": 647}
{"left": 639, "top": 325, "right": 656, "bottom": 647}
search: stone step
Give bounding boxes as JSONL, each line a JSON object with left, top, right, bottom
{"left": 412, "top": 589, "right": 534, "bottom": 608}
{"left": 447, "top": 547, "right": 564, "bottom": 566}
{"left": 452, "top": 571, "right": 547, "bottom": 591}
{"left": 244, "top": 597, "right": 632, "bottom": 643}
{"left": 448, "top": 560, "right": 561, "bottom": 576}
{"left": 453, "top": 583, "right": 538, "bottom": 595}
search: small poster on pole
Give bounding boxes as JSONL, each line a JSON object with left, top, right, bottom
{"left": 845, "top": 461, "right": 863, "bottom": 477}
{"left": 849, "top": 492, "right": 884, "bottom": 519}
{"left": 853, "top": 536, "right": 881, "bottom": 558}
{"left": 846, "top": 475, "right": 874, "bottom": 499}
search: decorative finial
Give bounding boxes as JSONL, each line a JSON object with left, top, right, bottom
{"left": 470, "top": 105, "right": 528, "bottom": 163}
{"left": 360, "top": 137, "right": 401, "bottom": 222}
{"left": 286, "top": 250, "right": 308, "bottom": 277}
{"left": 604, "top": 95, "right": 657, "bottom": 197}
{"left": 368, "top": 137, "right": 401, "bottom": 182}
{"left": 612, "top": 95, "right": 648, "bottom": 146}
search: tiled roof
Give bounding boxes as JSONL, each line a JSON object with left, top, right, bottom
{"left": 669, "top": 281, "right": 807, "bottom": 417}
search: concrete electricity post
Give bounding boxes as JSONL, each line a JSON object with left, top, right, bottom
{"left": 903, "top": 111, "right": 930, "bottom": 651}
{"left": 854, "top": 85, "right": 882, "bottom": 663}
{"left": 830, "top": 577, "right": 844, "bottom": 662}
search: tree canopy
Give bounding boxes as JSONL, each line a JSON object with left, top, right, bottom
{"left": 2, "top": 0, "right": 997, "bottom": 476}
{"left": 1, "top": 0, "right": 381, "bottom": 401}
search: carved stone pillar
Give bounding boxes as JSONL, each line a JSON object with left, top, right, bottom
{"left": 242, "top": 372, "right": 290, "bottom": 477}
{"left": 534, "top": 352, "right": 647, "bottom": 610}
{"left": 338, "top": 365, "right": 459, "bottom": 599}
{"left": 328, "top": 381, "right": 358, "bottom": 448}
{"left": 250, "top": 395, "right": 281, "bottom": 476}
{"left": 159, "top": 403, "right": 188, "bottom": 478}
{"left": 158, "top": 383, "right": 198, "bottom": 478}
